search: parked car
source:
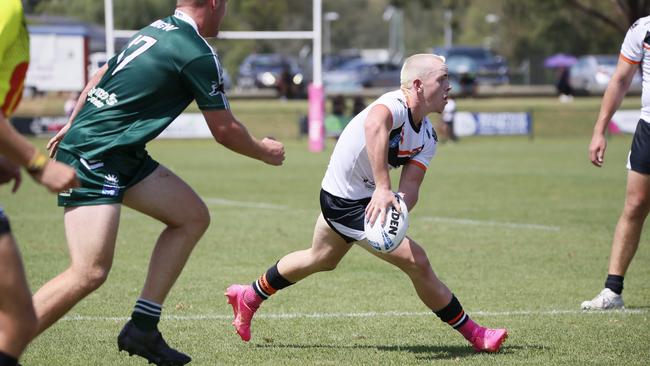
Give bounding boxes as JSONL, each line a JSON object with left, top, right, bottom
{"left": 433, "top": 46, "right": 509, "bottom": 85}
{"left": 323, "top": 58, "right": 401, "bottom": 92}
{"left": 323, "top": 53, "right": 361, "bottom": 71}
{"left": 569, "top": 54, "right": 642, "bottom": 95}
{"left": 237, "top": 53, "right": 305, "bottom": 95}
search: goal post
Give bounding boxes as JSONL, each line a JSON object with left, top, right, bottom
{"left": 104, "top": 0, "right": 326, "bottom": 152}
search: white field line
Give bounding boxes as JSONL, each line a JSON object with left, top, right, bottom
{"left": 419, "top": 216, "right": 561, "bottom": 232}
{"left": 202, "top": 198, "right": 561, "bottom": 232}
{"left": 204, "top": 197, "right": 287, "bottom": 210}
{"left": 61, "top": 308, "right": 645, "bottom": 322}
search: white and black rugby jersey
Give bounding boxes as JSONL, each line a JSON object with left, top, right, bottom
{"left": 621, "top": 15, "right": 650, "bottom": 122}
{"left": 321, "top": 90, "right": 438, "bottom": 200}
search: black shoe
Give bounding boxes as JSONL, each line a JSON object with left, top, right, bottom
{"left": 117, "top": 320, "right": 191, "bottom": 366}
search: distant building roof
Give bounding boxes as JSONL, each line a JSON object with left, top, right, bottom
{"left": 26, "top": 14, "right": 107, "bottom": 52}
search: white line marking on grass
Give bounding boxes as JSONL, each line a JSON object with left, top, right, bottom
{"left": 62, "top": 308, "right": 645, "bottom": 322}
{"left": 419, "top": 216, "right": 561, "bottom": 232}
{"left": 204, "top": 197, "right": 287, "bottom": 210}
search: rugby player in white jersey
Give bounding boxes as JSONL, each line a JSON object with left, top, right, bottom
{"left": 226, "top": 54, "right": 508, "bottom": 353}
{"left": 583, "top": 16, "right": 650, "bottom": 310}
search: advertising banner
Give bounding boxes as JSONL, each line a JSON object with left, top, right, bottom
{"left": 454, "top": 111, "right": 532, "bottom": 137}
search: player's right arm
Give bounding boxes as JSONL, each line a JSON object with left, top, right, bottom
{"left": 46, "top": 64, "right": 109, "bottom": 157}
{"left": 203, "top": 109, "right": 285, "bottom": 166}
{"left": 364, "top": 104, "right": 400, "bottom": 226}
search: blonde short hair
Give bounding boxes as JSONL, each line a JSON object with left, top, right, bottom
{"left": 400, "top": 54, "right": 446, "bottom": 88}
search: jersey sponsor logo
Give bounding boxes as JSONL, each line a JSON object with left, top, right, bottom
{"left": 87, "top": 87, "right": 118, "bottom": 108}
{"left": 150, "top": 19, "right": 179, "bottom": 32}
{"left": 101, "top": 174, "right": 120, "bottom": 197}
{"left": 362, "top": 177, "right": 375, "bottom": 189}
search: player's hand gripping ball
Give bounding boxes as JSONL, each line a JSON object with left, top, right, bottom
{"left": 364, "top": 193, "right": 409, "bottom": 253}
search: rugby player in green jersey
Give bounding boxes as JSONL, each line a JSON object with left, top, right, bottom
{"left": 39, "top": 1, "right": 284, "bottom": 365}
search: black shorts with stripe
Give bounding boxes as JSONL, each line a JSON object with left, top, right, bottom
{"left": 319, "top": 189, "right": 370, "bottom": 243}
{"left": 629, "top": 119, "right": 650, "bottom": 174}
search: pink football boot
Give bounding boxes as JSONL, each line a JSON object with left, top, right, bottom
{"left": 469, "top": 327, "right": 508, "bottom": 352}
{"left": 225, "top": 284, "right": 262, "bottom": 342}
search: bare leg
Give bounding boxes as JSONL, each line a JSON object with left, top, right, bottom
{"left": 32, "top": 204, "right": 121, "bottom": 336}
{"left": 0, "top": 233, "right": 37, "bottom": 358}
{"left": 123, "top": 165, "right": 210, "bottom": 303}
{"left": 276, "top": 214, "right": 353, "bottom": 282}
{"left": 608, "top": 170, "right": 650, "bottom": 276}
{"left": 360, "top": 236, "right": 452, "bottom": 311}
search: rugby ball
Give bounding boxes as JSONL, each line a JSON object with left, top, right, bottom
{"left": 364, "top": 193, "right": 409, "bottom": 253}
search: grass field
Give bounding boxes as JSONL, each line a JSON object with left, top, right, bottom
{"left": 4, "top": 97, "right": 650, "bottom": 365}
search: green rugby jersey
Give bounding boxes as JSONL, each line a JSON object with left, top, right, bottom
{"left": 59, "top": 10, "right": 229, "bottom": 159}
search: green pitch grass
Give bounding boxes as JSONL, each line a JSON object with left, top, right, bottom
{"left": 4, "top": 100, "right": 649, "bottom": 365}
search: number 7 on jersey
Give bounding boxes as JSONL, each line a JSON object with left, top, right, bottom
{"left": 112, "top": 35, "right": 157, "bottom": 76}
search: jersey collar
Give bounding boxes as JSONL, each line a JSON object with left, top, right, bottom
{"left": 407, "top": 108, "right": 422, "bottom": 133}
{"left": 400, "top": 89, "right": 422, "bottom": 133}
{"left": 174, "top": 9, "right": 199, "bottom": 33}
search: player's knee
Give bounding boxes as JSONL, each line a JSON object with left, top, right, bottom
{"left": 623, "top": 194, "right": 650, "bottom": 220}
{"left": 316, "top": 258, "right": 339, "bottom": 272}
{"left": 72, "top": 265, "right": 111, "bottom": 292}
{"left": 311, "top": 248, "right": 341, "bottom": 272}
{"left": 398, "top": 246, "right": 431, "bottom": 276}
{"left": 403, "top": 255, "right": 430, "bottom": 276}
{"left": 182, "top": 200, "right": 211, "bottom": 235}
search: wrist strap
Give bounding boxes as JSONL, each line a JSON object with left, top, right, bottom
{"left": 27, "top": 151, "right": 48, "bottom": 174}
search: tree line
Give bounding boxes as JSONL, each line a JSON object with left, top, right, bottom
{"left": 27, "top": 0, "right": 650, "bottom": 84}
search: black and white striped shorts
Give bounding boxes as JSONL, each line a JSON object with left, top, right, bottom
{"left": 319, "top": 189, "right": 370, "bottom": 243}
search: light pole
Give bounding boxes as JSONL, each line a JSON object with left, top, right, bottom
{"left": 383, "top": 5, "right": 404, "bottom": 64}
{"left": 484, "top": 13, "right": 500, "bottom": 49}
{"left": 444, "top": 10, "right": 453, "bottom": 48}
{"left": 323, "top": 11, "right": 339, "bottom": 55}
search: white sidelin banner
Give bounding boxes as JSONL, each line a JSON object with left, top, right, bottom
{"left": 158, "top": 113, "right": 213, "bottom": 139}
{"left": 454, "top": 111, "right": 532, "bottom": 137}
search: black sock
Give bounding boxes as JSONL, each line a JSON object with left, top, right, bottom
{"left": 0, "top": 351, "right": 18, "bottom": 366}
{"left": 605, "top": 274, "right": 624, "bottom": 295}
{"left": 131, "top": 298, "right": 162, "bottom": 332}
{"left": 252, "top": 263, "right": 294, "bottom": 300}
{"left": 433, "top": 295, "right": 469, "bottom": 329}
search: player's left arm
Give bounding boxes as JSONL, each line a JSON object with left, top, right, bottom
{"left": 398, "top": 162, "right": 425, "bottom": 211}
{"left": 203, "top": 108, "right": 285, "bottom": 166}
